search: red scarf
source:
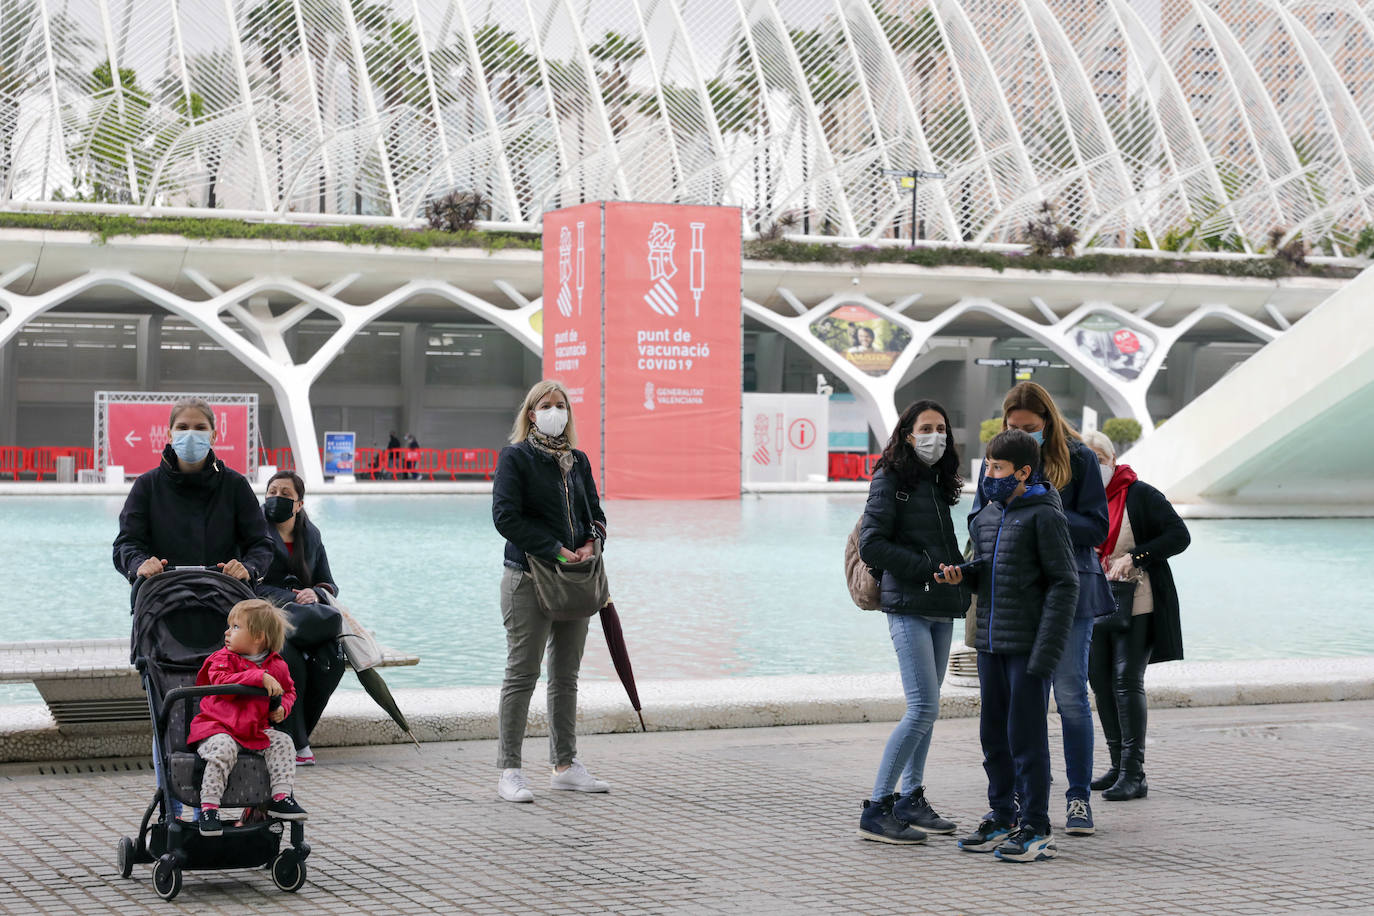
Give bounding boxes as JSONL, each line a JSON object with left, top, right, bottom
{"left": 1097, "top": 463, "right": 1138, "bottom": 565}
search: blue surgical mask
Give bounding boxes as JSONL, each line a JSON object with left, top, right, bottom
{"left": 171, "top": 430, "right": 212, "bottom": 463}
{"left": 981, "top": 473, "right": 1022, "bottom": 504}
{"left": 1027, "top": 429, "right": 1045, "bottom": 446}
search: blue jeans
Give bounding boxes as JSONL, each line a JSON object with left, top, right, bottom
{"left": 1052, "top": 615, "right": 1094, "bottom": 803}
{"left": 871, "top": 614, "right": 951, "bottom": 800}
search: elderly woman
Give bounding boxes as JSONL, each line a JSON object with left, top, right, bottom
{"left": 490, "top": 380, "right": 609, "bottom": 804}
{"left": 1083, "top": 430, "right": 1191, "bottom": 802}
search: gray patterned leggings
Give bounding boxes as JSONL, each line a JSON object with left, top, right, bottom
{"left": 197, "top": 731, "right": 295, "bottom": 806}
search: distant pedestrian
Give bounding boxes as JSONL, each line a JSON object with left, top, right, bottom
{"left": 1083, "top": 431, "right": 1190, "bottom": 802}
{"left": 385, "top": 431, "right": 401, "bottom": 480}
{"left": 855, "top": 399, "right": 968, "bottom": 845}
{"left": 491, "top": 380, "right": 610, "bottom": 803}
{"left": 968, "top": 382, "right": 1111, "bottom": 837}
{"left": 940, "top": 429, "right": 1078, "bottom": 863}
{"left": 406, "top": 434, "right": 420, "bottom": 479}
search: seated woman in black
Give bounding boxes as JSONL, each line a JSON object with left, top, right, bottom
{"left": 255, "top": 470, "right": 346, "bottom": 766}
{"left": 113, "top": 397, "right": 273, "bottom": 588}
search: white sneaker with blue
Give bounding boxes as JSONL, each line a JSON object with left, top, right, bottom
{"left": 994, "top": 825, "right": 1058, "bottom": 862}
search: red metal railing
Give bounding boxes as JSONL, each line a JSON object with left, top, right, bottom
{"left": 0, "top": 447, "right": 96, "bottom": 481}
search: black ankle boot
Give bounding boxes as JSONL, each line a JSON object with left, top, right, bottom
{"left": 1091, "top": 742, "right": 1121, "bottom": 791}
{"left": 1102, "top": 761, "right": 1148, "bottom": 801}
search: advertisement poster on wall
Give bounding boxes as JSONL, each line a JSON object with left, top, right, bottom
{"left": 602, "top": 202, "right": 743, "bottom": 499}
{"left": 828, "top": 392, "right": 869, "bottom": 451}
{"left": 741, "top": 393, "right": 829, "bottom": 483}
{"left": 541, "top": 202, "right": 605, "bottom": 482}
{"left": 808, "top": 304, "right": 911, "bottom": 376}
{"left": 1072, "top": 313, "right": 1154, "bottom": 381}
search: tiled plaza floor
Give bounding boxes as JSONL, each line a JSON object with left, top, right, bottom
{"left": 2, "top": 699, "right": 1372, "bottom": 914}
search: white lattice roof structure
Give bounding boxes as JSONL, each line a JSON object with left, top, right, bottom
{"left": 3, "top": 0, "right": 1373, "bottom": 253}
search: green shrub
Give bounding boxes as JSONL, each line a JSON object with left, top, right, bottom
{"left": 1102, "top": 417, "right": 1142, "bottom": 446}
{"left": 979, "top": 417, "right": 1004, "bottom": 444}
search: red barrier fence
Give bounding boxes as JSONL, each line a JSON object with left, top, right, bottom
{"left": 0, "top": 447, "right": 96, "bottom": 481}
{"left": 828, "top": 452, "right": 881, "bottom": 481}
{"left": 258, "top": 446, "right": 501, "bottom": 482}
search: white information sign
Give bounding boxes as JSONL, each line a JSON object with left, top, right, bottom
{"left": 741, "top": 393, "right": 830, "bottom": 483}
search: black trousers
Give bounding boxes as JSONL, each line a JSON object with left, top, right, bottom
{"left": 278, "top": 639, "right": 346, "bottom": 751}
{"left": 1088, "top": 613, "right": 1153, "bottom": 768}
{"left": 978, "top": 651, "right": 1052, "bottom": 834}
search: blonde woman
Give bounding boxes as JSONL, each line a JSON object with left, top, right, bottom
{"left": 968, "top": 382, "right": 1111, "bottom": 837}
{"left": 491, "top": 380, "right": 609, "bottom": 803}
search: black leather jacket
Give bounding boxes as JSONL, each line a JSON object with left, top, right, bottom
{"left": 858, "top": 468, "right": 969, "bottom": 617}
{"left": 492, "top": 440, "right": 606, "bottom": 571}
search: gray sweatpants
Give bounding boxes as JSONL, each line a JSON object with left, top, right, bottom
{"left": 497, "top": 566, "right": 590, "bottom": 769}
{"left": 197, "top": 730, "right": 295, "bottom": 806}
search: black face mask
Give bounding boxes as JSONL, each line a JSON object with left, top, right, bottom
{"left": 264, "top": 495, "right": 296, "bottom": 524}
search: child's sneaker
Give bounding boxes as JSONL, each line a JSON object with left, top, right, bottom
{"left": 1064, "top": 798, "right": 1095, "bottom": 835}
{"left": 994, "top": 825, "right": 1057, "bottom": 862}
{"left": 893, "top": 788, "right": 957, "bottom": 835}
{"left": 267, "top": 795, "right": 308, "bottom": 821}
{"left": 857, "top": 796, "right": 927, "bottom": 845}
{"left": 197, "top": 808, "right": 223, "bottom": 836}
{"left": 295, "top": 745, "right": 316, "bottom": 766}
{"left": 957, "top": 817, "right": 1015, "bottom": 852}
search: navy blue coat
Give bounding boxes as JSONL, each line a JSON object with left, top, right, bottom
{"left": 492, "top": 440, "right": 606, "bottom": 571}
{"left": 971, "top": 437, "right": 1111, "bottom": 619}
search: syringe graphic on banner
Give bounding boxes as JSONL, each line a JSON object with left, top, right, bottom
{"left": 575, "top": 221, "right": 585, "bottom": 316}
{"left": 557, "top": 226, "right": 573, "bottom": 317}
{"left": 689, "top": 222, "right": 705, "bottom": 316}
{"left": 774, "top": 412, "right": 784, "bottom": 465}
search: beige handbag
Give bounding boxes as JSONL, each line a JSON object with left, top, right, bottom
{"left": 844, "top": 518, "right": 882, "bottom": 611}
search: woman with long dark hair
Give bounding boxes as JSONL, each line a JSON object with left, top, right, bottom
{"left": 969, "top": 382, "right": 1111, "bottom": 837}
{"left": 855, "top": 399, "right": 969, "bottom": 844}
{"left": 255, "top": 470, "right": 346, "bottom": 766}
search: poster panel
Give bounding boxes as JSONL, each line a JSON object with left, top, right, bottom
{"left": 602, "top": 202, "right": 742, "bottom": 498}
{"left": 808, "top": 304, "right": 911, "bottom": 376}
{"left": 323, "top": 431, "right": 356, "bottom": 475}
{"left": 741, "top": 393, "right": 829, "bottom": 483}
{"left": 106, "top": 401, "right": 251, "bottom": 474}
{"left": 828, "top": 392, "right": 869, "bottom": 451}
{"left": 541, "top": 202, "right": 605, "bottom": 482}
{"left": 1072, "top": 314, "right": 1154, "bottom": 380}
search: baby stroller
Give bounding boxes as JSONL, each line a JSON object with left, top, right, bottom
{"left": 116, "top": 568, "right": 310, "bottom": 901}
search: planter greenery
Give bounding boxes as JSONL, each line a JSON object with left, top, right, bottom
{"left": 1102, "top": 417, "right": 1142, "bottom": 448}
{"left": 0, "top": 210, "right": 1361, "bottom": 279}
{"left": 979, "top": 417, "right": 1004, "bottom": 444}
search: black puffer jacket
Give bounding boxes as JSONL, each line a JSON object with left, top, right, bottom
{"left": 963, "top": 483, "right": 1079, "bottom": 677}
{"left": 492, "top": 440, "right": 607, "bottom": 571}
{"left": 112, "top": 446, "right": 274, "bottom": 584}
{"left": 255, "top": 512, "right": 338, "bottom": 607}
{"left": 858, "top": 468, "right": 969, "bottom": 617}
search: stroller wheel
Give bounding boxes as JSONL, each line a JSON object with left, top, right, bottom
{"left": 152, "top": 855, "right": 182, "bottom": 901}
{"left": 117, "top": 837, "right": 135, "bottom": 878}
{"left": 271, "top": 850, "right": 307, "bottom": 893}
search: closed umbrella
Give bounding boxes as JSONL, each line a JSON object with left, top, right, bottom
{"left": 354, "top": 666, "right": 422, "bottom": 749}
{"left": 599, "top": 601, "right": 645, "bottom": 731}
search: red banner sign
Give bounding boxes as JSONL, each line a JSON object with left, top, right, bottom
{"left": 542, "top": 202, "right": 743, "bottom": 499}
{"left": 106, "top": 401, "right": 251, "bottom": 475}
{"left": 541, "top": 203, "right": 605, "bottom": 484}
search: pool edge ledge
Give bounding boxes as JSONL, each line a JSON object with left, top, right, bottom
{"left": 1, "top": 657, "right": 1371, "bottom": 763}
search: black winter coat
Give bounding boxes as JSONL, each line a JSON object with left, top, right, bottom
{"left": 859, "top": 468, "right": 969, "bottom": 617}
{"left": 255, "top": 511, "right": 338, "bottom": 607}
{"left": 112, "top": 446, "right": 274, "bottom": 584}
{"left": 1122, "top": 480, "right": 1190, "bottom": 664}
{"left": 971, "top": 438, "right": 1111, "bottom": 619}
{"left": 492, "top": 440, "right": 607, "bottom": 571}
{"left": 964, "top": 484, "right": 1080, "bottom": 677}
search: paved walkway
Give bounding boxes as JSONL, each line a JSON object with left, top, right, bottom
{"left": 2, "top": 699, "right": 1372, "bottom": 914}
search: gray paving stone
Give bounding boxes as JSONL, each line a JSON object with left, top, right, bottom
{"left": 1, "top": 700, "right": 1373, "bottom": 913}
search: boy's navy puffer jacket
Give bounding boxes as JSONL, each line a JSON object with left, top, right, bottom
{"left": 858, "top": 468, "right": 969, "bottom": 617}
{"left": 963, "top": 483, "right": 1079, "bottom": 677}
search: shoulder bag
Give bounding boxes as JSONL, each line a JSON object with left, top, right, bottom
{"left": 844, "top": 517, "right": 882, "bottom": 610}
{"left": 525, "top": 460, "right": 610, "bottom": 621}
{"left": 1095, "top": 578, "right": 1137, "bottom": 633}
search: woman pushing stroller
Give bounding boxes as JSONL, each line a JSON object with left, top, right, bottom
{"left": 189, "top": 599, "right": 308, "bottom": 836}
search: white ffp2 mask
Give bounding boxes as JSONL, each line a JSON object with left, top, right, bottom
{"left": 534, "top": 407, "right": 569, "bottom": 437}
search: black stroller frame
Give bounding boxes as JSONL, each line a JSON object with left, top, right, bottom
{"left": 116, "top": 568, "right": 310, "bottom": 902}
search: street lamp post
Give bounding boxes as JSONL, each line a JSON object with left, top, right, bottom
{"left": 882, "top": 168, "right": 946, "bottom": 245}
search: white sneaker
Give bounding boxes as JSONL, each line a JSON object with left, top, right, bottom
{"left": 498, "top": 768, "right": 534, "bottom": 803}
{"left": 550, "top": 760, "right": 610, "bottom": 793}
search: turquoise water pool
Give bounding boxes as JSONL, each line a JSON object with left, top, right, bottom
{"left": 2, "top": 494, "right": 1372, "bottom": 704}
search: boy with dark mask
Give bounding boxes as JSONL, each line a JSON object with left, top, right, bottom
{"left": 936, "top": 429, "right": 1078, "bottom": 862}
